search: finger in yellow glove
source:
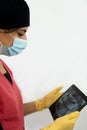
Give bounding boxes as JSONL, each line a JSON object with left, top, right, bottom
{"left": 35, "top": 86, "right": 63, "bottom": 111}
{"left": 41, "top": 111, "right": 80, "bottom": 130}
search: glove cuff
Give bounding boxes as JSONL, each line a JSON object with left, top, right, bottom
{"left": 35, "top": 99, "right": 43, "bottom": 111}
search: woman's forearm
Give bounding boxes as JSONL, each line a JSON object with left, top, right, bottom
{"left": 23, "top": 101, "right": 37, "bottom": 116}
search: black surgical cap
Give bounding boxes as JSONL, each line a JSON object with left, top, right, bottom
{"left": 0, "top": 0, "right": 30, "bottom": 29}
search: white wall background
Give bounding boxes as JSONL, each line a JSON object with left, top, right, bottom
{"left": 1, "top": 0, "right": 87, "bottom": 129}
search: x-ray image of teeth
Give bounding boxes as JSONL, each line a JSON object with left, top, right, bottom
{"left": 50, "top": 86, "right": 87, "bottom": 119}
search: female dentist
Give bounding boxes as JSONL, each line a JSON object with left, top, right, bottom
{"left": 0, "top": 0, "right": 80, "bottom": 130}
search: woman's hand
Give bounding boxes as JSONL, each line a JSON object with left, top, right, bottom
{"left": 41, "top": 111, "right": 80, "bottom": 130}
{"left": 35, "top": 86, "right": 63, "bottom": 111}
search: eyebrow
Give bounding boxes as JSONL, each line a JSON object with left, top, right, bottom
{"left": 18, "top": 29, "right": 27, "bottom": 33}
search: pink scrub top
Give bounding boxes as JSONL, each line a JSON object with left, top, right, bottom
{"left": 0, "top": 59, "right": 25, "bottom": 130}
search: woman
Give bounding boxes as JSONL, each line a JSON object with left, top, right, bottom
{"left": 0, "top": 0, "right": 79, "bottom": 130}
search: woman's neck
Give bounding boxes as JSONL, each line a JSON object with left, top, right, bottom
{"left": 0, "top": 61, "right": 6, "bottom": 74}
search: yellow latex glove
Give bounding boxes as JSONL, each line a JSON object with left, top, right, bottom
{"left": 35, "top": 86, "right": 63, "bottom": 111}
{"left": 41, "top": 111, "right": 80, "bottom": 130}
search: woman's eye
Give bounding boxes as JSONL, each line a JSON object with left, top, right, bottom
{"left": 18, "top": 33, "right": 24, "bottom": 36}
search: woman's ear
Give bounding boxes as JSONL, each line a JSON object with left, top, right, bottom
{"left": 4, "top": 30, "right": 9, "bottom": 33}
{"left": 0, "top": 29, "right": 8, "bottom": 33}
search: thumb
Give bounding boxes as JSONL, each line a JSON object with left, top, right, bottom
{"left": 67, "top": 111, "right": 80, "bottom": 121}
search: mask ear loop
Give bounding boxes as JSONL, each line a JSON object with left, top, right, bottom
{"left": 0, "top": 41, "right": 3, "bottom": 47}
{"left": 0, "top": 41, "right": 2, "bottom": 54}
{"left": 9, "top": 33, "right": 15, "bottom": 40}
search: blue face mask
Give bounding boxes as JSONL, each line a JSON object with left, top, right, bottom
{"left": 8, "top": 38, "right": 28, "bottom": 56}
{"left": 0, "top": 37, "right": 28, "bottom": 56}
